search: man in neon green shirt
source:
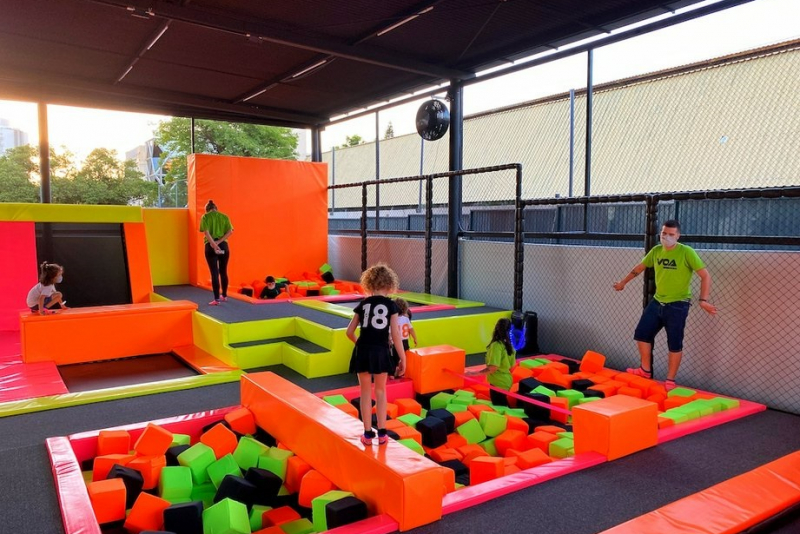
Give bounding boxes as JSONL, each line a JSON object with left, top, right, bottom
{"left": 614, "top": 220, "right": 717, "bottom": 390}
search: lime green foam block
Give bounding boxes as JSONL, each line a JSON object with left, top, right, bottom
{"left": 312, "top": 490, "right": 354, "bottom": 532}
{"left": 556, "top": 389, "right": 584, "bottom": 408}
{"left": 170, "top": 433, "right": 191, "bottom": 447}
{"left": 670, "top": 405, "right": 701, "bottom": 420}
{"left": 578, "top": 397, "right": 600, "bottom": 404}
{"left": 319, "top": 263, "right": 332, "bottom": 273}
{"left": 249, "top": 504, "right": 272, "bottom": 531}
{"left": 715, "top": 397, "right": 740, "bottom": 410}
{"left": 457, "top": 418, "right": 487, "bottom": 444}
{"left": 203, "top": 497, "right": 250, "bottom": 534}
{"left": 453, "top": 390, "right": 476, "bottom": 401}
{"left": 158, "top": 466, "right": 193, "bottom": 501}
{"left": 283, "top": 517, "right": 315, "bottom": 534}
{"left": 519, "top": 359, "right": 545, "bottom": 369}
{"left": 397, "top": 413, "right": 424, "bottom": 428}
{"left": 668, "top": 387, "right": 696, "bottom": 398}
{"left": 322, "top": 394, "right": 348, "bottom": 406}
{"left": 233, "top": 436, "right": 269, "bottom": 471}
{"left": 430, "top": 392, "right": 455, "bottom": 410}
{"left": 549, "top": 437, "right": 574, "bottom": 459}
{"left": 661, "top": 410, "right": 690, "bottom": 424}
{"left": 208, "top": 454, "right": 243, "bottom": 489}
{"left": 479, "top": 411, "right": 507, "bottom": 438}
{"left": 683, "top": 400, "right": 714, "bottom": 417}
{"left": 258, "top": 447, "right": 293, "bottom": 481}
{"left": 449, "top": 395, "right": 473, "bottom": 406}
{"left": 445, "top": 403, "right": 468, "bottom": 413}
{"left": 177, "top": 442, "right": 216, "bottom": 484}
{"left": 190, "top": 481, "right": 216, "bottom": 508}
{"left": 491, "top": 405, "right": 508, "bottom": 415}
{"left": 504, "top": 408, "right": 526, "bottom": 418}
{"left": 533, "top": 385, "right": 556, "bottom": 397}
{"left": 479, "top": 437, "right": 498, "bottom": 456}
{"left": 397, "top": 438, "right": 425, "bottom": 455}
{"left": 557, "top": 431, "right": 574, "bottom": 439}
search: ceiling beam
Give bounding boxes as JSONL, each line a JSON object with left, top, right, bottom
{"left": 85, "top": 0, "right": 473, "bottom": 80}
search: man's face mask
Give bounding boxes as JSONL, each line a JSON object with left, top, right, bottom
{"left": 660, "top": 234, "right": 678, "bottom": 248}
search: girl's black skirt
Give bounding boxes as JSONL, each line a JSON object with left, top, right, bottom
{"left": 349, "top": 343, "right": 396, "bottom": 375}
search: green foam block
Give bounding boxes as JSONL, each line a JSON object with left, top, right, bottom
{"left": 322, "top": 394, "right": 348, "bottom": 406}
{"left": 249, "top": 504, "right": 272, "bottom": 531}
{"left": 202, "top": 497, "right": 250, "bottom": 534}
{"left": 232, "top": 436, "right": 269, "bottom": 471}
{"left": 457, "top": 418, "right": 487, "bottom": 444}
{"left": 397, "top": 438, "right": 425, "bottom": 455}
{"left": 158, "top": 466, "right": 193, "bottom": 501}
{"left": 397, "top": 413, "right": 424, "bottom": 428}
{"left": 430, "top": 392, "right": 455, "bottom": 410}
{"left": 282, "top": 517, "right": 316, "bottom": 534}
{"left": 208, "top": 454, "right": 242, "bottom": 489}
{"left": 479, "top": 411, "right": 507, "bottom": 438}
{"left": 177, "top": 442, "right": 216, "bottom": 484}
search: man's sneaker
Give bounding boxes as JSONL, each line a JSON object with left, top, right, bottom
{"left": 360, "top": 430, "right": 375, "bottom": 445}
{"left": 377, "top": 429, "right": 388, "bottom": 445}
{"left": 208, "top": 299, "right": 221, "bottom": 306}
{"left": 665, "top": 379, "right": 677, "bottom": 392}
{"left": 626, "top": 366, "right": 652, "bottom": 379}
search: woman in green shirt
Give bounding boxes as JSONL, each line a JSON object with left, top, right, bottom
{"left": 469, "top": 318, "right": 516, "bottom": 406}
{"left": 199, "top": 199, "right": 234, "bottom": 305}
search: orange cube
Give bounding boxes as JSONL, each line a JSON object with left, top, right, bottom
{"left": 284, "top": 455, "right": 311, "bottom": 494}
{"left": 618, "top": 386, "right": 643, "bottom": 398}
{"left": 453, "top": 410, "right": 476, "bottom": 428}
{"left": 579, "top": 350, "right": 606, "bottom": 373}
{"left": 87, "top": 478, "right": 126, "bottom": 524}
{"left": 127, "top": 455, "right": 166, "bottom": 490}
{"left": 391, "top": 425, "right": 422, "bottom": 444}
{"left": 133, "top": 423, "right": 173, "bottom": 457}
{"left": 224, "top": 407, "right": 256, "bottom": 435}
{"left": 92, "top": 453, "right": 135, "bottom": 482}
{"left": 384, "top": 418, "right": 407, "bottom": 430}
{"left": 533, "top": 425, "right": 564, "bottom": 434}
{"left": 509, "top": 447, "right": 552, "bottom": 469}
{"left": 658, "top": 416, "right": 675, "bottom": 429}
{"left": 596, "top": 368, "right": 620, "bottom": 378}
{"left": 550, "top": 397, "right": 570, "bottom": 424}
{"left": 429, "top": 447, "right": 461, "bottom": 463}
{"left": 395, "top": 398, "right": 422, "bottom": 416}
{"left": 505, "top": 415, "right": 529, "bottom": 434}
{"left": 470, "top": 456, "right": 504, "bottom": 485}
{"left": 97, "top": 430, "right": 131, "bottom": 456}
{"left": 457, "top": 444, "right": 489, "bottom": 465}
{"left": 494, "top": 429, "right": 527, "bottom": 456}
{"left": 254, "top": 528, "right": 285, "bottom": 534}
{"left": 467, "top": 404, "right": 495, "bottom": 418}
{"left": 264, "top": 505, "right": 301, "bottom": 526}
{"left": 335, "top": 402, "right": 359, "bottom": 418}
{"left": 573, "top": 395, "right": 658, "bottom": 460}
{"left": 405, "top": 345, "right": 465, "bottom": 394}
{"left": 373, "top": 402, "right": 398, "bottom": 419}
{"left": 201, "top": 423, "right": 238, "bottom": 459}
{"left": 124, "top": 492, "right": 170, "bottom": 533}
{"left": 664, "top": 396, "right": 692, "bottom": 410}
{"left": 445, "top": 433, "right": 468, "bottom": 450}
{"left": 298, "top": 469, "right": 335, "bottom": 508}
{"left": 511, "top": 366, "right": 533, "bottom": 383}
{"left": 527, "top": 431, "right": 559, "bottom": 453}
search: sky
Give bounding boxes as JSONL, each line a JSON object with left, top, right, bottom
{"left": 1, "top": 0, "right": 798, "bottom": 161}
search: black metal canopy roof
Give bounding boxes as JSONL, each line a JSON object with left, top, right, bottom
{"left": 0, "top": 0, "right": 714, "bottom": 129}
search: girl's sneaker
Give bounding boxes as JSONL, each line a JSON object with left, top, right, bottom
{"left": 626, "top": 366, "right": 652, "bottom": 379}
{"left": 665, "top": 379, "right": 677, "bottom": 391}
{"left": 360, "top": 430, "right": 375, "bottom": 445}
{"left": 220, "top": 296, "right": 228, "bottom": 302}
{"left": 377, "top": 429, "right": 388, "bottom": 445}
{"left": 208, "top": 299, "right": 221, "bottom": 306}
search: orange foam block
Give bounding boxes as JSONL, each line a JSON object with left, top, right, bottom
{"left": 92, "top": 453, "right": 135, "bottom": 482}
{"left": 87, "top": 478, "right": 126, "bottom": 524}
{"left": 405, "top": 345, "right": 465, "bottom": 394}
{"left": 335, "top": 402, "right": 359, "bottom": 418}
{"left": 579, "top": 350, "right": 606, "bottom": 373}
{"left": 224, "top": 407, "right": 257, "bottom": 435}
{"left": 97, "top": 430, "right": 131, "bottom": 456}
{"left": 573, "top": 395, "right": 658, "bottom": 461}
{"left": 494, "top": 429, "right": 527, "bottom": 456}
{"left": 509, "top": 448, "right": 552, "bottom": 470}
{"left": 263, "top": 505, "right": 301, "bottom": 527}
{"left": 470, "top": 456, "right": 504, "bottom": 485}
{"left": 395, "top": 398, "right": 422, "bottom": 416}
{"left": 134, "top": 423, "right": 173, "bottom": 457}
{"left": 201, "top": 423, "right": 239, "bottom": 459}
{"left": 298, "top": 469, "right": 335, "bottom": 508}
{"left": 241, "top": 372, "right": 446, "bottom": 531}
{"left": 124, "top": 492, "right": 170, "bottom": 533}
{"left": 285, "top": 455, "right": 312, "bottom": 494}
{"left": 127, "top": 455, "right": 166, "bottom": 490}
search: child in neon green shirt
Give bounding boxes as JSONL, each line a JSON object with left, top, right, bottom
{"left": 469, "top": 318, "right": 516, "bottom": 406}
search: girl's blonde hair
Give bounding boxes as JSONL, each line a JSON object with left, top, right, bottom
{"left": 395, "top": 297, "right": 410, "bottom": 316}
{"left": 360, "top": 263, "right": 399, "bottom": 294}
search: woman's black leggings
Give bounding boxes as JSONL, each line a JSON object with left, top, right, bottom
{"left": 204, "top": 241, "right": 230, "bottom": 300}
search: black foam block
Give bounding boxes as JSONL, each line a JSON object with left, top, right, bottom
{"left": 519, "top": 392, "right": 551, "bottom": 420}
{"left": 166, "top": 445, "right": 190, "bottom": 467}
{"left": 163, "top": 501, "right": 203, "bottom": 534}
{"left": 325, "top": 496, "right": 368, "bottom": 529}
{"left": 583, "top": 388, "right": 605, "bottom": 398}
{"left": 427, "top": 409, "right": 455, "bottom": 434}
{"left": 455, "top": 473, "right": 471, "bottom": 486}
{"left": 571, "top": 379, "right": 594, "bottom": 391}
{"left": 202, "top": 420, "right": 232, "bottom": 434}
{"left": 416, "top": 417, "right": 448, "bottom": 448}
{"left": 349, "top": 396, "right": 375, "bottom": 418}
{"left": 254, "top": 426, "right": 277, "bottom": 447}
{"left": 438, "top": 459, "right": 468, "bottom": 477}
{"left": 106, "top": 464, "right": 144, "bottom": 508}
{"left": 214, "top": 475, "right": 258, "bottom": 508}
{"left": 244, "top": 467, "right": 282, "bottom": 505}
{"left": 518, "top": 377, "right": 544, "bottom": 394}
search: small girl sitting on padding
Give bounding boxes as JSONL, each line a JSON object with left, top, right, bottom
{"left": 27, "top": 262, "right": 67, "bottom": 315}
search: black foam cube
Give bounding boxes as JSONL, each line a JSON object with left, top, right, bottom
{"left": 106, "top": 464, "right": 144, "bottom": 508}
{"left": 166, "top": 444, "right": 190, "bottom": 467}
{"left": 244, "top": 467, "right": 282, "bottom": 505}
{"left": 349, "top": 396, "right": 375, "bottom": 418}
{"left": 518, "top": 377, "right": 544, "bottom": 394}
{"left": 571, "top": 379, "right": 594, "bottom": 392}
{"left": 455, "top": 473, "right": 471, "bottom": 487}
{"left": 427, "top": 409, "right": 455, "bottom": 434}
{"left": 163, "top": 501, "right": 203, "bottom": 534}
{"left": 438, "top": 459, "right": 468, "bottom": 477}
{"left": 414, "top": 391, "right": 437, "bottom": 410}
{"left": 416, "top": 417, "right": 448, "bottom": 448}
{"left": 583, "top": 388, "right": 605, "bottom": 399}
{"left": 557, "top": 359, "right": 580, "bottom": 374}
{"left": 254, "top": 426, "right": 277, "bottom": 447}
{"left": 325, "top": 496, "right": 368, "bottom": 529}
{"left": 519, "top": 392, "right": 551, "bottom": 420}
{"left": 522, "top": 417, "right": 549, "bottom": 434}
{"left": 214, "top": 475, "right": 258, "bottom": 508}
{"left": 386, "top": 429, "right": 400, "bottom": 441}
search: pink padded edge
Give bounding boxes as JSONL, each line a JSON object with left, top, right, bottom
{"left": 46, "top": 436, "right": 102, "bottom": 534}
{"left": 658, "top": 396, "right": 766, "bottom": 444}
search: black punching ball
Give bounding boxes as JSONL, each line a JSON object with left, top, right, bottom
{"left": 416, "top": 99, "right": 450, "bottom": 141}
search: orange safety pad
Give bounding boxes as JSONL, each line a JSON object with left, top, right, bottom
{"left": 20, "top": 301, "right": 196, "bottom": 364}
{"left": 123, "top": 223, "right": 153, "bottom": 303}
{"left": 599, "top": 450, "right": 800, "bottom": 534}
{"left": 406, "top": 345, "right": 465, "bottom": 394}
{"left": 187, "top": 154, "right": 328, "bottom": 288}
{"left": 0, "top": 221, "right": 37, "bottom": 331}
{"left": 573, "top": 395, "right": 658, "bottom": 461}
{"left": 241, "top": 372, "right": 445, "bottom": 531}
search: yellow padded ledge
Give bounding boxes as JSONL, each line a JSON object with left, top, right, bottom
{"left": 0, "top": 203, "right": 142, "bottom": 223}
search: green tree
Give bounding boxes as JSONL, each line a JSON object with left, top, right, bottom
{"left": 0, "top": 145, "right": 39, "bottom": 203}
{"left": 384, "top": 122, "right": 395, "bottom": 139}
{"left": 154, "top": 117, "right": 299, "bottom": 197}
{"left": 341, "top": 134, "right": 364, "bottom": 148}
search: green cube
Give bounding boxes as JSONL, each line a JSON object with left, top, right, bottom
{"left": 233, "top": 436, "right": 269, "bottom": 471}
{"left": 549, "top": 437, "right": 574, "bottom": 459}
{"left": 557, "top": 431, "right": 574, "bottom": 439}
{"left": 177, "top": 442, "right": 216, "bottom": 484}
{"left": 430, "top": 392, "right": 455, "bottom": 410}
{"left": 578, "top": 397, "right": 600, "bottom": 404}
{"left": 532, "top": 385, "right": 556, "bottom": 397}
{"left": 479, "top": 411, "right": 507, "bottom": 438}
{"left": 319, "top": 263, "right": 332, "bottom": 273}
{"left": 170, "top": 433, "right": 191, "bottom": 447}
{"left": 445, "top": 403, "right": 468, "bottom": 413}
{"left": 714, "top": 397, "right": 740, "bottom": 410}
{"left": 479, "top": 437, "right": 498, "bottom": 456}
{"left": 453, "top": 389, "right": 476, "bottom": 401}
{"left": 397, "top": 438, "right": 425, "bottom": 455}
{"left": 661, "top": 410, "right": 689, "bottom": 424}
{"left": 312, "top": 490, "right": 354, "bottom": 532}
{"left": 257, "top": 447, "right": 293, "bottom": 481}
{"left": 504, "top": 408, "right": 527, "bottom": 418}
{"left": 519, "top": 359, "right": 545, "bottom": 369}
{"left": 449, "top": 396, "right": 473, "bottom": 406}
{"left": 668, "top": 386, "right": 696, "bottom": 398}
{"left": 397, "top": 413, "right": 424, "bottom": 428}
{"left": 208, "top": 454, "right": 242, "bottom": 489}
{"left": 456, "top": 418, "right": 486, "bottom": 445}
{"left": 322, "top": 394, "right": 348, "bottom": 406}
{"left": 191, "top": 481, "right": 217, "bottom": 509}
{"left": 158, "top": 466, "right": 193, "bottom": 501}
{"left": 556, "top": 389, "right": 584, "bottom": 408}
{"left": 249, "top": 504, "right": 272, "bottom": 531}
{"left": 683, "top": 400, "right": 714, "bottom": 417}
{"left": 282, "top": 518, "right": 315, "bottom": 534}
{"left": 202, "top": 497, "right": 250, "bottom": 534}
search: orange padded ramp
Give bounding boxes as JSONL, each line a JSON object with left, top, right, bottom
{"left": 187, "top": 154, "right": 328, "bottom": 287}
{"left": 599, "top": 450, "right": 800, "bottom": 534}
{"left": 123, "top": 223, "right": 154, "bottom": 303}
{"left": 241, "top": 372, "right": 444, "bottom": 531}
{"left": 21, "top": 301, "right": 196, "bottom": 365}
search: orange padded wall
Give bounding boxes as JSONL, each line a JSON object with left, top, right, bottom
{"left": 187, "top": 154, "right": 328, "bottom": 287}
{"left": 123, "top": 223, "right": 153, "bottom": 303}
{"left": 0, "top": 221, "right": 37, "bottom": 331}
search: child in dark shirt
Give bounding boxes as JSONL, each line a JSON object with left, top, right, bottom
{"left": 260, "top": 276, "right": 281, "bottom": 299}
{"left": 346, "top": 263, "right": 407, "bottom": 446}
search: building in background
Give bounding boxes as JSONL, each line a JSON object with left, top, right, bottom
{"left": 0, "top": 118, "right": 29, "bottom": 154}
{"left": 126, "top": 139, "right": 166, "bottom": 184}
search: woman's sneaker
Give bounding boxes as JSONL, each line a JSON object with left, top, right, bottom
{"left": 377, "top": 429, "right": 388, "bottom": 445}
{"left": 626, "top": 366, "right": 652, "bottom": 379}
{"left": 360, "top": 430, "right": 375, "bottom": 445}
